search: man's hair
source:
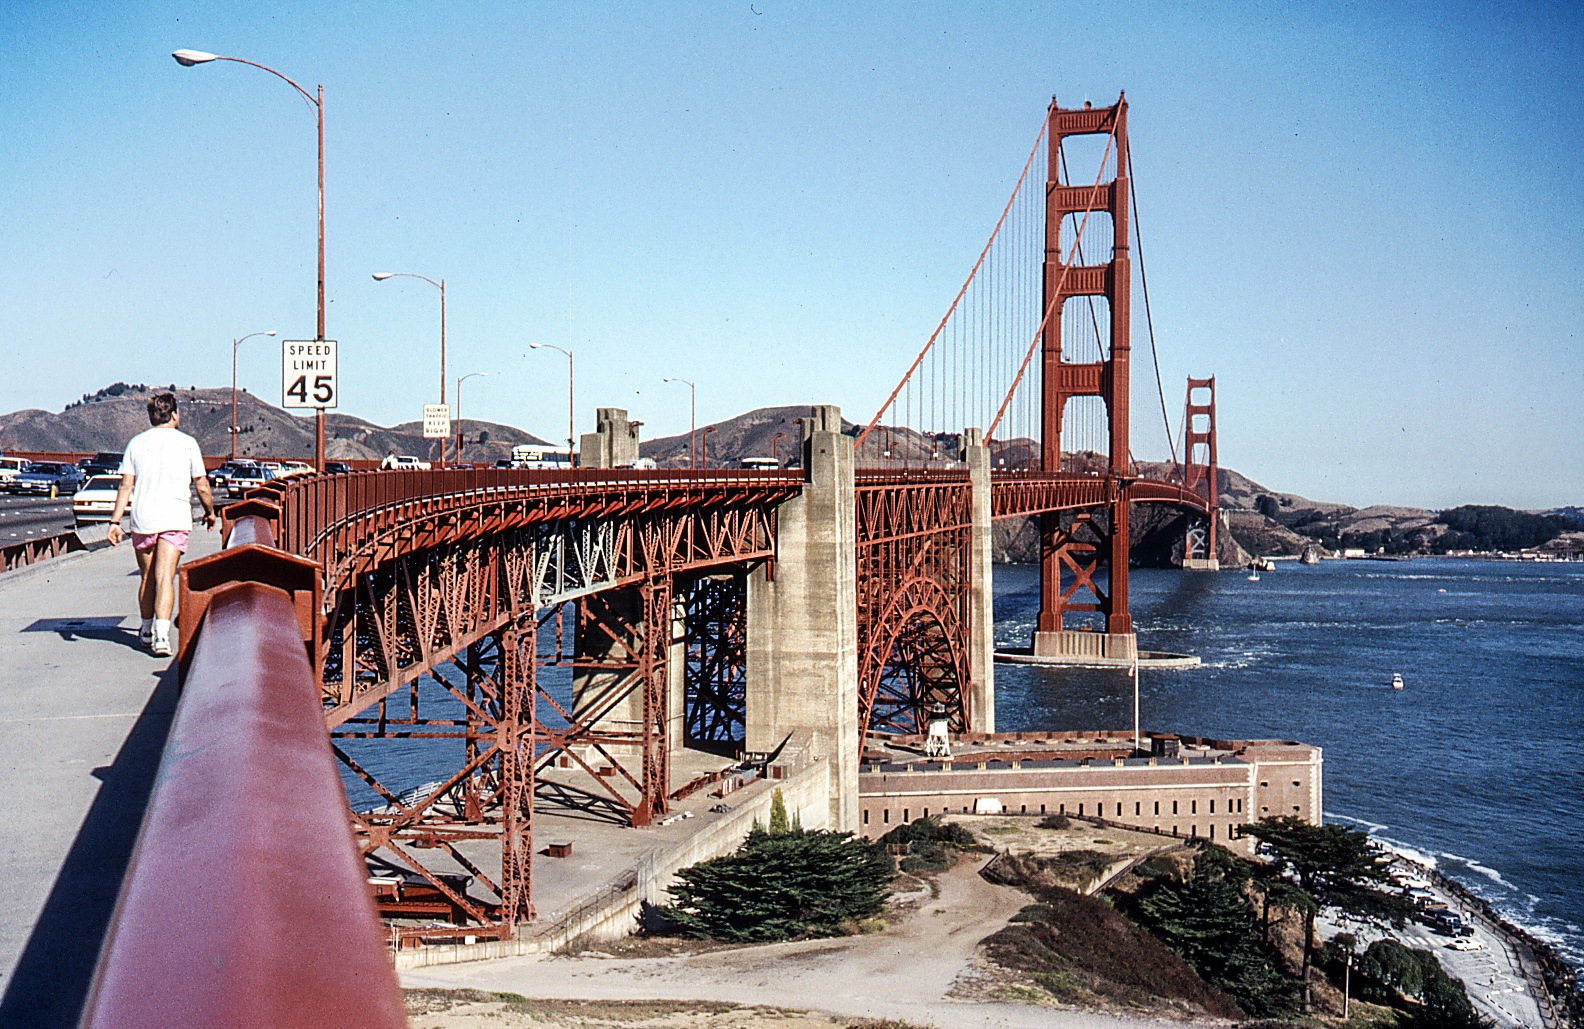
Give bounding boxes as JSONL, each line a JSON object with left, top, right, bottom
{"left": 147, "top": 392, "right": 178, "bottom": 426}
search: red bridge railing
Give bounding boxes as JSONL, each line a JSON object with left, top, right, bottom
{"left": 81, "top": 514, "right": 406, "bottom": 1029}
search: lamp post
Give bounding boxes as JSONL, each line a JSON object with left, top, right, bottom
{"left": 455, "top": 371, "right": 486, "bottom": 461}
{"left": 702, "top": 426, "right": 717, "bottom": 469}
{"left": 372, "top": 272, "right": 446, "bottom": 467}
{"left": 173, "top": 50, "right": 327, "bottom": 472}
{"left": 772, "top": 431, "right": 786, "bottom": 464}
{"left": 662, "top": 376, "right": 696, "bottom": 469}
{"left": 231, "top": 330, "right": 277, "bottom": 460}
{"left": 527, "top": 343, "right": 574, "bottom": 456}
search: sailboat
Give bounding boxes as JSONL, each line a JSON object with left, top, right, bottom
{"left": 1391, "top": 672, "right": 1404, "bottom": 690}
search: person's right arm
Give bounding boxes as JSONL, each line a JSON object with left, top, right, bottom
{"left": 107, "top": 473, "right": 134, "bottom": 546}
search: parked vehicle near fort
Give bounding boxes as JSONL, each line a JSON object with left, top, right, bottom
{"left": 0, "top": 456, "right": 28, "bottom": 485}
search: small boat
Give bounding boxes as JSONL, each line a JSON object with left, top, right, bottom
{"left": 1391, "top": 673, "right": 1404, "bottom": 690}
{"left": 1247, "top": 570, "right": 1260, "bottom": 581}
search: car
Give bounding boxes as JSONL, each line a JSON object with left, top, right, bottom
{"left": 8, "top": 461, "right": 86, "bottom": 496}
{"left": 79, "top": 451, "right": 124, "bottom": 477}
{"left": 1447, "top": 936, "right": 1483, "bottom": 951}
{"left": 72, "top": 475, "right": 124, "bottom": 525}
{"left": 207, "top": 459, "right": 256, "bottom": 492}
{"left": 383, "top": 455, "right": 430, "bottom": 470}
{"left": 222, "top": 462, "right": 270, "bottom": 496}
{"left": 324, "top": 461, "right": 353, "bottom": 474}
{"left": 0, "top": 456, "right": 28, "bottom": 486}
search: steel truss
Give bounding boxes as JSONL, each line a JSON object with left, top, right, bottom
{"left": 681, "top": 574, "right": 747, "bottom": 754}
{"left": 855, "top": 481, "right": 973, "bottom": 744}
{"left": 284, "top": 481, "right": 785, "bottom": 944}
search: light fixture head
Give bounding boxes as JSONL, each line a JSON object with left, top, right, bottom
{"left": 528, "top": 342, "right": 543, "bottom": 349}
{"left": 172, "top": 49, "right": 218, "bottom": 66}
{"left": 267, "top": 330, "right": 278, "bottom": 336}
{"left": 371, "top": 272, "right": 394, "bottom": 281}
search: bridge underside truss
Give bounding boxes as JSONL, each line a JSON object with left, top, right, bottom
{"left": 310, "top": 490, "right": 783, "bottom": 944}
{"left": 855, "top": 480, "right": 973, "bottom": 744}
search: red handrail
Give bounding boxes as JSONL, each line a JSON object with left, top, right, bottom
{"left": 80, "top": 535, "right": 405, "bottom": 1029}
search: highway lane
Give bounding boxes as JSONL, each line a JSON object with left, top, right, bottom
{"left": 0, "top": 496, "right": 80, "bottom": 544}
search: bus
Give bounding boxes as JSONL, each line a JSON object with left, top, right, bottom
{"left": 739, "top": 457, "right": 781, "bottom": 471}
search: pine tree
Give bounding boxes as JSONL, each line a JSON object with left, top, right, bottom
{"left": 662, "top": 827, "right": 893, "bottom": 942}
{"left": 768, "top": 788, "right": 790, "bottom": 835}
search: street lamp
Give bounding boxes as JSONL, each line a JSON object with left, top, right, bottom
{"left": 772, "top": 431, "right": 786, "bottom": 464}
{"left": 661, "top": 377, "right": 696, "bottom": 469}
{"left": 455, "top": 371, "right": 487, "bottom": 461}
{"left": 527, "top": 343, "right": 574, "bottom": 457}
{"left": 702, "top": 425, "right": 717, "bottom": 470}
{"left": 173, "top": 49, "right": 328, "bottom": 472}
{"left": 231, "top": 330, "right": 277, "bottom": 460}
{"left": 372, "top": 271, "right": 447, "bottom": 467}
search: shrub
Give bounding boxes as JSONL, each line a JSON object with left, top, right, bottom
{"left": 877, "top": 816, "right": 976, "bottom": 849}
{"left": 660, "top": 827, "right": 893, "bottom": 943}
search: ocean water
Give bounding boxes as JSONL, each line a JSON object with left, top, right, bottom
{"left": 992, "top": 557, "right": 1584, "bottom": 973}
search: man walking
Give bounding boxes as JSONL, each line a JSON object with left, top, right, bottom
{"left": 107, "top": 392, "right": 217, "bottom": 657}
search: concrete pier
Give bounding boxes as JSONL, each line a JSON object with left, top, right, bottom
{"left": 744, "top": 405, "right": 858, "bottom": 832}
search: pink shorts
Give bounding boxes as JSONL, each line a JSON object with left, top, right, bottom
{"left": 131, "top": 530, "right": 190, "bottom": 553}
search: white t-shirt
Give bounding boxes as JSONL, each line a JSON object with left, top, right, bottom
{"left": 119, "top": 426, "right": 207, "bottom": 534}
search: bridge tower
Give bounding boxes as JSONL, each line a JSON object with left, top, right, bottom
{"left": 1032, "top": 96, "right": 1136, "bottom": 662}
{"left": 1181, "top": 377, "right": 1221, "bottom": 569}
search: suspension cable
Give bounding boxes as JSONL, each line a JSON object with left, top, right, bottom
{"left": 1128, "top": 147, "right": 1177, "bottom": 468}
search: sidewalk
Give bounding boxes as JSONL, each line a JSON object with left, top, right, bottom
{"left": 0, "top": 528, "right": 221, "bottom": 1029}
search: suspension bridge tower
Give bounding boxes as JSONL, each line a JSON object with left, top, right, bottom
{"left": 1032, "top": 96, "right": 1137, "bottom": 663}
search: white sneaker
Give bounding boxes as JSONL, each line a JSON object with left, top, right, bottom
{"left": 151, "top": 636, "right": 173, "bottom": 658}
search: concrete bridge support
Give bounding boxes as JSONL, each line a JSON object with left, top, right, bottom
{"left": 962, "top": 429, "right": 996, "bottom": 733}
{"left": 744, "top": 405, "right": 858, "bottom": 832}
{"left": 578, "top": 408, "right": 640, "bottom": 468}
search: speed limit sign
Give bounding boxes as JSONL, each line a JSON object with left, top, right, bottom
{"left": 282, "top": 340, "right": 338, "bottom": 409}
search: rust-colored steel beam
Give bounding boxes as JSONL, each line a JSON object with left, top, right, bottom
{"left": 81, "top": 581, "right": 405, "bottom": 1029}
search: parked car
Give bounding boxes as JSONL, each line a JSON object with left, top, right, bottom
{"left": 72, "top": 475, "right": 124, "bottom": 525}
{"left": 222, "top": 462, "right": 270, "bottom": 496}
{"left": 208, "top": 459, "right": 254, "bottom": 493}
{"left": 0, "top": 456, "right": 28, "bottom": 486}
{"left": 8, "top": 461, "right": 86, "bottom": 496}
{"left": 79, "top": 451, "right": 124, "bottom": 477}
{"left": 324, "top": 460, "right": 353, "bottom": 474}
{"left": 383, "top": 455, "right": 430, "bottom": 470}
{"left": 1447, "top": 936, "right": 1484, "bottom": 951}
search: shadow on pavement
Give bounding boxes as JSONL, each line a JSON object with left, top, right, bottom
{"left": 21, "top": 617, "right": 147, "bottom": 655}
{"left": 0, "top": 667, "right": 178, "bottom": 1029}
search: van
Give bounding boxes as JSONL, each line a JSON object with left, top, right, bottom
{"left": 0, "top": 457, "right": 27, "bottom": 485}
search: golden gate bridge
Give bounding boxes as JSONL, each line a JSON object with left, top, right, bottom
{"left": 82, "top": 95, "right": 1227, "bottom": 1028}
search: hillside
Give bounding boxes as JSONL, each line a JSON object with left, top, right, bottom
{"left": 4, "top": 386, "right": 1575, "bottom": 558}
{"left": 0, "top": 382, "right": 551, "bottom": 464}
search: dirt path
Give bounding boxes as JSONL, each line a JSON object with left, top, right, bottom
{"left": 401, "top": 856, "right": 1187, "bottom": 1029}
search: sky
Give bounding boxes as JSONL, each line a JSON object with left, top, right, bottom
{"left": 2, "top": 1, "right": 1581, "bottom": 510}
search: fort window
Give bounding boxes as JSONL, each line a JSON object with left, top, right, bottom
{"left": 882, "top": 810, "right": 889, "bottom": 824}
{"left": 1116, "top": 802, "right": 1122, "bottom": 816}
{"left": 1078, "top": 803, "right": 1084, "bottom": 816}
{"left": 903, "top": 809, "right": 909, "bottom": 822}
{"left": 862, "top": 810, "right": 869, "bottom": 825}
{"left": 1153, "top": 801, "right": 1159, "bottom": 815}
{"left": 1209, "top": 799, "right": 1215, "bottom": 813}
{"left": 1191, "top": 800, "right": 1197, "bottom": 814}
{"left": 923, "top": 808, "right": 929, "bottom": 818}
{"left": 1134, "top": 802, "right": 1141, "bottom": 816}
{"left": 1209, "top": 824, "right": 1215, "bottom": 839}
{"left": 1020, "top": 804, "right": 1026, "bottom": 814}
{"left": 1260, "top": 781, "right": 1268, "bottom": 788}
{"left": 1293, "top": 780, "right": 1301, "bottom": 787}
{"left": 1172, "top": 800, "right": 1178, "bottom": 815}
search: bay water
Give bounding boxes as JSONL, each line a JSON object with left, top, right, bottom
{"left": 992, "top": 557, "right": 1584, "bottom": 972}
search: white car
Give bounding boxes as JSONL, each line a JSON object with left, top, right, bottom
{"left": 0, "top": 456, "right": 28, "bottom": 486}
{"left": 1447, "top": 937, "right": 1483, "bottom": 951}
{"left": 72, "top": 475, "right": 124, "bottom": 525}
{"left": 385, "top": 455, "right": 431, "bottom": 470}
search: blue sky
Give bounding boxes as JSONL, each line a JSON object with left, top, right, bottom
{"left": 2, "top": 1, "right": 1580, "bottom": 510}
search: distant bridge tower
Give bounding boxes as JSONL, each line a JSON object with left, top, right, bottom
{"left": 1032, "top": 96, "right": 1136, "bottom": 662}
{"left": 1181, "top": 377, "right": 1221, "bottom": 570}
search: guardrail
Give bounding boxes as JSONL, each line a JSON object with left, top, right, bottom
{"left": 79, "top": 515, "right": 406, "bottom": 1029}
{"left": 0, "top": 529, "right": 87, "bottom": 572}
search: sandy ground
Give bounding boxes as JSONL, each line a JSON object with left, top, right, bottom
{"left": 401, "top": 855, "right": 1195, "bottom": 1029}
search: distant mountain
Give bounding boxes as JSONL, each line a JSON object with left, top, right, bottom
{"left": 0, "top": 382, "right": 551, "bottom": 464}
{"left": 4, "top": 386, "right": 1574, "bottom": 559}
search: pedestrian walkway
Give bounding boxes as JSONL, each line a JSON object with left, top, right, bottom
{"left": 0, "top": 530, "right": 220, "bottom": 1029}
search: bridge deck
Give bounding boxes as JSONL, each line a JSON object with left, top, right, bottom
{"left": 0, "top": 536, "right": 214, "bottom": 1026}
